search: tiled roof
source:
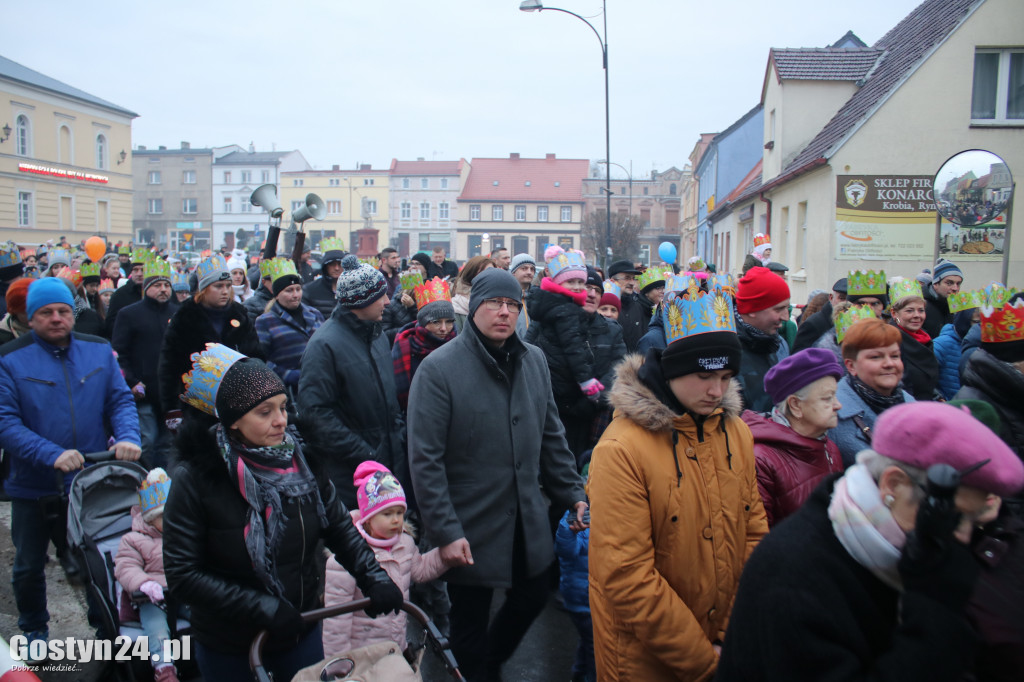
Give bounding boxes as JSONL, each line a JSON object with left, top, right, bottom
{"left": 779, "top": 0, "right": 982, "bottom": 180}
{"left": 0, "top": 54, "right": 137, "bottom": 117}
{"left": 389, "top": 159, "right": 463, "bottom": 176}
{"left": 460, "top": 155, "right": 590, "bottom": 202}
{"left": 215, "top": 151, "right": 293, "bottom": 165}
{"left": 770, "top": 47, "right": 883, "bottom": 82}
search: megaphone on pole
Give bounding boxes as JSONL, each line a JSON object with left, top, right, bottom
{"left": 292, "top": 193, "right": 326, "bottom": 224}
{"left": 250, "top": 184, "right": 283, "bottom": 218}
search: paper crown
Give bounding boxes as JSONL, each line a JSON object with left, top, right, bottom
{"left": 414, "top": 277, "right": 452, "bottom": 310}
{"left": 603, "top": 280, "right": 621, "bottom": 298}
{"left": 948, "top": 289, "right": 985, "bottom": 313}
{"left": 196, "top": 254, "right": 229, "bottom": 283}
{"left": 984, "top": 282, "right": 1019, "bottom": 310}
{"left": 848, "top": 270, "right": 887, "bottom": 297}
{"left": 320, "top": 237, "right": 346, "bottom": 253}
{"left": 980, "top": 300, "right": 1024, "bottom": 344}
{"left": 138, "top": 468, "right": 171, "bottom": 517}
{"left": 889, "top": 278, "right": 923, "bottom": 306}
{"left": 59, "top": 268, "right": 83, "bottom": 288}
{"left": 180, "top": 343, "right": 246, "bottom": 416}
{"left": 665, "top": 274, "right": 697, "bottom": 294}
{"left": 662, "top": 278, "right": 737, "bottom": 346}
{"left": 259, "top": 257, "right": 298, "bottom": 283}
{"left": 687, "top": 256, "right": 706, "bottom": 271}
{"left": 131, "top": 248, "right": 153, "bottom": 264}
{"left": 80, "top": 261, "right": 101, "bottom": 279}
{"left": 547, "top": 249, "right": 587, "bottom": 280}
{"left": 361, "top": 256, "right": 381, "bottom": 269}
{"left": 638, "top": 266, "right": 671, "bottom": 292}
{"left": 171, "top": 272, "right": 189, "bottom": 290}
{"left": 709, "top": 273, "right": 737, "bottom": 298}
{"left": 753, "top": 233, "right": 770, "bottom": 248}
{"left": 0, "top": 242, "right": 23, "bottom": 269}
{"left": 48, "top": 248, "right": 71, "bottom": 266}
{"left": 145, "top": 259, "right": 171, "bottom": 279}
{"left": 117, "top": 245, "right": 131, "bottom": 256}
{"left": 836, "top": 305, "right": 876, "bottom": 343}
{"left": 400, "top": 271, "right": 424, "bottom": 292}
{"left": 98, "top": 278, "right": 116, "bottom": 293}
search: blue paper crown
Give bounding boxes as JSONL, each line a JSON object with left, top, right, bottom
{"left": 603, "top": 280, "right": 621, "bottom": 298}
{"left": 180, "top": 343, "right": 246, "bottom": 417}
{"left": 48, "top": 248, "right": 71, "bottom": 267}
{"left": 548, "top": 250, "right": 587, "bottom": 280}
{"left": 196, "top": 254, "right": 229, "bottom": 283}
{"left": 662, "top": 278, "right": 737, "bottom": 346}
{"left": 171, "top": 271, "right": 189, "bottom": 291}
{"left": 139, "top": 475, "right": 171, "bottom": 515}
{"left": 0, "top": 242, "right": 22, "bottom": 269}
{"left": 710, "top": 273, "right": 737, "bottom": 297}
{"left": 665, "top": 274, "right": 697, "bottom": 293}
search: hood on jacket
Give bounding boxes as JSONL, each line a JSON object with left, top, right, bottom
{"left": 130, "top": 504, "right": 163, "bottom": 538}
{"left": 608, "top": 353, "right": 742, "bottom": 433}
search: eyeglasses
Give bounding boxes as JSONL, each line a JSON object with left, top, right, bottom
{"left": 480, "top": 298, "right": 522, "bottom": 313}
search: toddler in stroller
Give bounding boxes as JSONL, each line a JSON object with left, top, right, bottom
{"left": 114, "top": 468, "right": 187, "bottom": 682}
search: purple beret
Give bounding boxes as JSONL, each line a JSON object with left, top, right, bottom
{"left": 763, "top": 348, "right": 843, "bottom": 406}
{"left": 873, "top": 402, "right": 1024, "bottom": 498}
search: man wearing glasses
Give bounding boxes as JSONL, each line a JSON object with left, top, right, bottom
{"left": 408, "top": 267, "right": 588, "bottom": 681}
{"left": 607, "top": 259, "right": 646, "bottom": 352}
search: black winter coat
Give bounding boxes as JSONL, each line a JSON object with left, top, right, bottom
{"left": 301, "top": 276, "right": 337, "bottom": 319}
{"left": 243, "top": 285, "right": 274, "bottom": 325}
{"left": 955, "top": 349, "right": 1024, "bottom": 460}
{"left": 427, "top": 259, "right": 459, "bottom": 281}
{"left": 792, "top": 300, "right": 833, "bottom": 352}
{"left": 524, "top": 286, "right": 595, "bottom": 402}
{"left": 296, "top": 306, "right": 407, "bottom": 508}
{"left": 111, "top": 296, "right": 178, "bottom": 414}
{"left": 104, "top": 280, "right": 143, "bottom": 337}
{"left": 157, "top": 298, "right": 263, "bottom": 417}
{"left": 896, "top": 326, "right": 940, "bottom": 401}
{"left": 162, "top": 421, "right": 393, "bottom": 655}
{"left": 923, "top": 283, "right": 952, "bottom": 339}
{"left": 735, "top": 318, "right": 790, "bottom": 413}
{"left": 717, "top": 476, "right": 977, "bottom": 682}
{"left": 616, "top": 291, "right": 649, "bottom": 352}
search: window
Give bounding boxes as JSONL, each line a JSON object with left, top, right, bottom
{"left": 364, "top": 199, "right": 378, "bottom": 215}
{"left": 60, "top": 196, "right": 74, "bottom": 230}
{"left": 182, "top": 198, "right": 198, "bottom": 214}
{"left": 291, "top": 201, "right": 303, "bottom": 212}
{"left": 639, "top": 244, "right": 651, "bottom": 267}
{"left": 58, "top": 124, "right": 72, "bottom": 164}
{"left": 223, "top": 197, "right": 232, "bottom": 213}
{"left": 400, "top": 202, "right": 411, "bottom": 219}
{"left": 148, "top": 198, "right": 163, "bottom": 214}
{"left": 421, "top": 178, "right": 429, "bottom": 189}
{"left": 96, "top": 134, "right": 107, "bottom": 169}
{"left": 15, "top": 115, "right": 30, "bottom": 156}
{"left": 514, "top": 205, "right": 526, "bottom": 221}
{"left": 96, "top": 200, "right": 109, "bottom": 233}
{"left": 420, "top": 202, "right": 430, "bottom": 220}
{"left": 470, "top": 205, "right": 481, "bottom": 221}
{"left": 537, "top": 205, "right": 549, "bottom": 222}
{"left": 560, "top": 206, "right": 572, "bottom": 222}
{"left": 643, "top": 187, "right": 649, "bottom": 195}
{"left": 224, "top": 171, "right": 232, "bottom": 183}
{"left": 492, "top": 205, "right": 504, "bottom": 221}
{"left": 972, "top": 49, "right": 1024, "bottom": 123}
{"left": 149, "top": 156, "right": 160, "bottom": 163}
{"left": 440, "top": 178, "right": 449, "bottom": 190}
{"left": 402, "top": 178, "right": 410, "bottom": 189}
{"left": 363, "top": 178, "right": 375, "bottom": 186}
{"left": 327, "top": 200, "right": 342, "bottom": 215}
{"left": 670, "top": 183, "right": 677, "bottom": 196}
{"left": 148, "top": 171, "right": 161, "bottom": 184}
{"left": 439, "top": 202, "right": 450, "bottom": 220}
{"left": 241, "top": 198, "right": 252, "bottom": 213}
{"left": 512, "top": 236, "right": 529, "bottom": 255}
{"left": 17, "top": 191, "right": 32, "bottom": 226}
{"left": 293, "top": 179, "right": 304, "bottom": 187}
{"left": 241, "top": 171, "right": 251, "bottom": 183}
{"left": 183, "top": 170, "right": 196, "bottom": 184}
{"left": 261, "top": 170, "right": 270, "bottom": 183}
{"left": 640, "top": 209, "right": 651, "bottom": 228}
{"left": 329, "top": 178, "right": 340, "bottom": 186}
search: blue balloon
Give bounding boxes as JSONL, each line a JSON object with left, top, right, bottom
{"left": 658, "top": 241, "right": 677, "bottom": 264}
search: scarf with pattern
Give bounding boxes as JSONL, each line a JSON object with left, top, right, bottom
{"left": 849, "top": 373, "right": 906, "bottom": 414}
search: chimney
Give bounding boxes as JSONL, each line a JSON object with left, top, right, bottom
{"left": 510, "top": 153, "right": 520, "bottom": 160}
{"left": 332, "top": 165, "right": 340, "bottom": 171}
{"left": 138, "top": 145, "right": 147, "bottom": 151}
{"left": 181, "top": 141, "right": 190, "bottom": 150}
{"left": 545, "top": 153, "right": 555, "bottom": 160}
{"left": 417, "top": 157, "right": 425, "bottom": 162}
{"left": 158, "top": 145, "right": 167, "bottom": 150}
{"left": 360, "top": 164, "right": 371, "bottom": 171}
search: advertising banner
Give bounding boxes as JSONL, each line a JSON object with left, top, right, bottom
{"left": 835, "top": 175, "right": 935, "bottom": 260}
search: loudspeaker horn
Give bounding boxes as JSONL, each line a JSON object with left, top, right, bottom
{"left": 250, "top": 184, "right": 283, "bottom": 218}
{"left": 292, "top": 193, "right": 326, "bottom": 224}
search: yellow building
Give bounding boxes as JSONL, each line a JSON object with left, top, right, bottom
{"left": 280, "top": 164, "right": 390, "bottom": 257}
{"left": 0, "top": 55, "right": 137, "bottom": 246}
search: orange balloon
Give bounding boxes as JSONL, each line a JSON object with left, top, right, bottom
{"left": 85, "top": 236, "right": 107, "bottom": 262}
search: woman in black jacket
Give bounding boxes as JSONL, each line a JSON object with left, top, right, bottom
{"left": 889, "top": 282, "right": 939, "bottom": 401}
{"left": 162, "top": 345, "right": 402, "bottom": 682}
{"left": 157, "top": 254, "right": 263, "bottom": 427}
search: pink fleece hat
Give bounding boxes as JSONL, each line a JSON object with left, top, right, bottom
{"left": 873, "top": 402, "right": 1024, "bottom": 498}
{"left": 353, "top": 461, "right": 407, "bottom": 523}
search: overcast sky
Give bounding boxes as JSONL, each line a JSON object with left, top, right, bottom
{"left": 3, "top": 0, "right": 923, "bottom": 177}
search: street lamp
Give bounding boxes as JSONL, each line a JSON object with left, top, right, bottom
{"left": 521, "top": 0, "right": 611, "bottom": 270}
{"left": 598, "top": 158, "right": 632, "bottom": 216}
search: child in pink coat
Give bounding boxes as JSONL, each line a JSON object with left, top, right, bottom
{"left": 114, "top": 468, "right": 185, "bottom": 682}
{"left": 322, "top": 461, "right": 447, "bottom": 655}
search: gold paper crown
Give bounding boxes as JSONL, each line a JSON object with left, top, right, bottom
{"left": 980, "top": 300, "right": 1024, "bottom": 344}
{"left": 889, "top": 278, "right": 923, "bottom": 306}
{"left": 753, "top": 233, "right": 770, "bottom": 248}
{"left": 400, "top": 271, "right": 424, "bottom": 292}
{"left": 947, "top": 290, "right": 985, "bottom": 313}
{"left": 413, "top": 277, "right": 452, "bottom": 310}
{"left": 848, "top": 269, "right": 887, "bottom": 296}
{"left": 259, "top": 257, "right": 298, "bottom": 283}
{"left": 320, "top": 237, "right": 346, "bottom": 253}
{"left": 662, "top": 277, "right": 736, "bottom": 345}
{"left": 80, "top": 261, "right": 101, "bottom": 278}
{"left": 836, "top": 305, "right": 876, "bottom": 343}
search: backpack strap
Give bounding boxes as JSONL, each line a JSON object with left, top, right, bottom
{"left": 852, "top": 415, "right": 872, "bottom": 444}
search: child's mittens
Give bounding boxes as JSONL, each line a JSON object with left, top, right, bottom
{"left": 579, "top": 378, "right": 605, "bottom": 401}
{"left": 139, "top": 580, "right": 164, "bottom": 604}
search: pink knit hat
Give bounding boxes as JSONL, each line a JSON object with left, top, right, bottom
{"left": 353, "top": 461, "right": 407, "bottom": 523}
{"left": 873, "top": 402, "right": 1024, "bottom": 498}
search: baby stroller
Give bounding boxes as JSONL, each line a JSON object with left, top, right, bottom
{"left": 249, "top": 599, "right": 464, "bottom": 682}
{"left": 66, "top": 452, "right": 192, "bottom": 681}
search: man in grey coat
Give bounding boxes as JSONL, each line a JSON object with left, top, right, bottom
{"left": 298, "top": 254, "right": 406, "bottom": 508}
{"left": 408, "top": 268, "right": 588, "bottom": 682}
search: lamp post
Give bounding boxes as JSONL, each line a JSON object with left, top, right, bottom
{"left": 598, "top": 158, "right": 632, "bottom": 216}
{"left": 521, "top": 0, "right": 611, "bottom": 270}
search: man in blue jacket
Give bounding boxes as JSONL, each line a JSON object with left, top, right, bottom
{"left": 0, "top": 278, "right": 141, "bottom": 645}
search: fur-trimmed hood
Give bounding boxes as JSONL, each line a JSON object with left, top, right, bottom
{"left": 608, "top": 353, "right": 743, "bottom": 433}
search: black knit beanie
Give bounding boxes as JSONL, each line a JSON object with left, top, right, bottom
{"left": 214, "top": 357, "right": 286, "bottom": 427}
{"left": 660, "top": 331, "right": 743, "bottom": 379}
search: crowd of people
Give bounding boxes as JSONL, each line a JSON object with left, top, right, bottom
{"left": 0, "top": 230, "right": 1022, "bottom": 682}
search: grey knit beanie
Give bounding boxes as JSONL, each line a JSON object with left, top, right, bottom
{"left": 509, "top": 253, "right": 536, "bottom": 274}
{"left": 418, "top": 299, "right": 456, "bottom": 326}
{"left": 468, "top": 268, "right": 522, "bottom": 318}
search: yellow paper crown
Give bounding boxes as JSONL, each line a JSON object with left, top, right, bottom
{"left": 836, "top": 305, "right": 876, "bottom": 343}
{"left": 980, "top": 300, "right": 1024, "bottom": 344}
{"left": 848, "top": 269, "right": 887, "bottom": 297}
{"left": 889, "top": 278, "right": 923, "bottom": 306}
{"left": 259, "top": 257, "right": 298, "bottom": 283}
{"left": 413, "top": 277, "right": 452, "bottom": 310}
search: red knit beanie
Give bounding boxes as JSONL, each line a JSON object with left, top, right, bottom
{"left": 736, "top": 266, "right": 790, "bottom": 314}
{"left": 5, "top": 278, "right": 33, "bottom": 316}
{"left": 599, "top": 292, "right": 621, "bottom": 312}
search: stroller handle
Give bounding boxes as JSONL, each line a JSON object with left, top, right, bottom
{"left": 82, "top": 450, "right": 117, "bottom": 462}
{"left": 249, "top": 598, "right": 464, "bottom": 682}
